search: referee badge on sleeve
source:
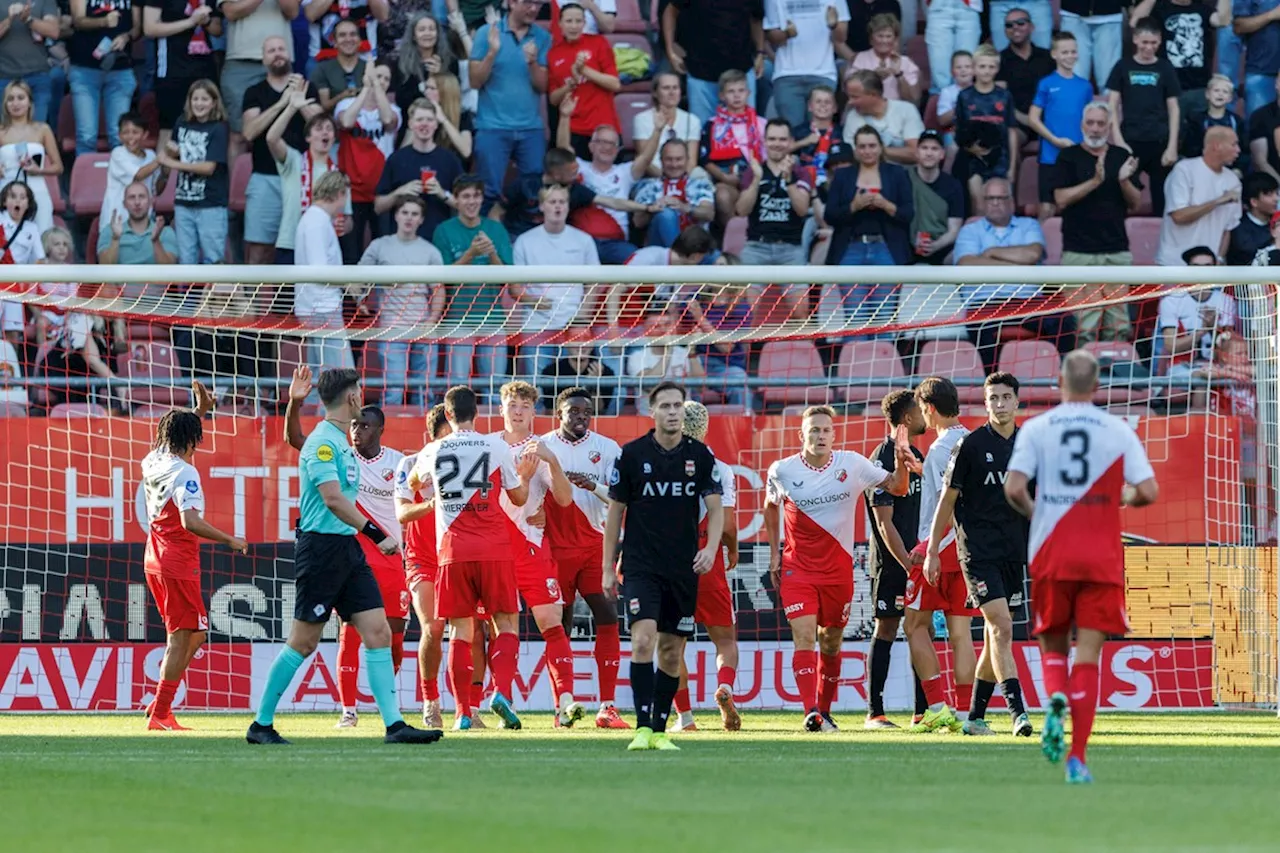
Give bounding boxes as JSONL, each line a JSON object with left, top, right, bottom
{"left": 316, "top": 444, "right": 334, "bottom": 462}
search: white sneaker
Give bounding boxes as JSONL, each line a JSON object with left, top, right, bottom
{"left": 335, "top": 709, "right": 358, "bottom": 729}
{"left": 557, "top": 694, "right": 585, "bottom": 728}
{"left": 422, "top": 699, "right": 443, "bottom": 730}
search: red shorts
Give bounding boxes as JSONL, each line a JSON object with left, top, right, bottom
{"left": 779, "top": 573, "right": 853, "bottom": 628}
{"left": 695, "top": 564, "right": 735, "bottom": 627}
{"left": 360, "top": 537, "right": 411, "bottom": 621}
{"left": 405, "top": 559, "right": 438, "bottom": 592}
{"left": 555, "top": 546, "right": 603, "bottom": 602}
{"left": 1034, "top": 579, "right": 1130, "bottom": 636}
{"left": 906, "top": 542, "right": 980, "bottom": 616}
{"left": 437, "top": 560, "right": 518, "bottom": 620}
{"left": 515, "top": 540, "right": 564, "bottom": 609}
{"left": 146, "top": 573, "right": 208, "bottom": 633}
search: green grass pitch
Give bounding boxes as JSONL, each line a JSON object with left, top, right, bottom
{"left": 2, "top": 711, "right": 1277, "bottom": 852}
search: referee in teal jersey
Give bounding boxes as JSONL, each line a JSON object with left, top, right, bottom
{"left": 247, "top": 368, "right": 441, "bottom": 746}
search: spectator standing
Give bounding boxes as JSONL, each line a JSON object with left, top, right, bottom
{"left": 101, "top": 111, "right": 166, "bottom": 224}
{"left": 842, "top": 70, "right": 923, "bottom": 164}
{"left": 923, "top": 0, "right": 980, "bottom": 93}
{"left": 239, "top": 38, "right": 323, "bottom": 266}
{"left": 336, "top": 60, "right": 401, "bottom": 256}
{"left": 97, "top": 181, "right": 179, "bottom": 264}
{"left": 632, "top": 138, "right": 716, "bottom": 246}
{"left": 267, "top": 88, "right": 344, "bottom": 263}
{"left": 382, "top": 0, "right": 463, "bottom": 63}
{"left": 1053, "top": 102, "right": 1141, "bottom": 341}
{"left": 143, "top": 0, "right": 222, "bottom": 150}
{"left": 843, "top": 0, "right": 901, "bottom": 57}
{"left": 1249, "top": 73, "right": 1280, "bottom": 183}
{"left": 1107, "top": 18, "right": 1181, "bottom": 216}
{"left": 217, "top": 0, "right": 299, "bottom": 140}
{"left": 1027, "top": 31, "right": 1094, "bottom": 220}
{"left": 0, "top": 81, "right": 63, "bottom": 235}
{"left": 1131, "top": 0, "right": 1226, "bottom": 116}
{"left": 1226, "top": 171, "right": 1279, "bottom": 264}
{"left": 1059, "top": 0, "right": 1125, "bottom": 92}
{"left": 737, "top": 119, "right": 812, "bottom": 267}
{"left": 907, "top": 129, "right": 964, "bottom": 264}
{"left": 849, "top": 13, "right": 921, "bottom": 104}
{"left": 68, "top": 0, "right": 140, "bottom": 156}
{"left": 393, "top": 13, "right": 467, "bottom": 116}
{"left": 468, "top": 0, "right": 551, "bottom": 209}
{"left": 294, "top": 170, "right": 355, "bottom": 372}
{"left": 308, "top": 18, "right": 367, "bottom": 111}
{"left": 955, "top": 45, "right": 1018, "bottom": 215}
{"left": 419, "top": 71, "right": 474, "bottom": 161}
{"left": 511, "top": 184, "right": 598, "bottom": 378}
{"left": 825, "top": 125, "right": 913, "bottom": 330}
{"left": 1156, "top": 125, "right": 1242, "bottom": 265}
{"left": 995, "top": 8, "right": 1055, "bottom": 152}
{"left": 664, "top": 0, "right": 765, "bottom": 123}
{"left": 990, "top": 0, "right": 1051, "bottom": 50}
{"left": 431, "top": 173, "right": 510, "bottom": 402}
{"left": 304, "top": 0, "right": 388, "bottom": 69}
{"left": 547, "top": 3, "right": 620, "bottom": 159}
{"left": 764, "top": 0, "right": 848, "bottom": 129}
{"left": 632, "top": 72, "right": 701, "bottom": 177}
{"left": 1234, "top": 0, "right": 1280, "bottom": 118}
{"left": 373, "top": 98, "right": 464, "bottom": 240}
{"left": 358, "top": 195, "right": 445, "bottom": 406}
{"left": 1181, "top": 74, "right": 1245, "bottom": 167}
{"left": 0, "top": 181, "right": 44, "bottom": 346}
{"left": 790, "top": 84, "right": 840, "bottom": 190}
{"left": 0, "top": 0, "right": 61, "bottom": 125}
{"left": 700, "top": 70, "right": 767, "bottom": 226}
{"left": 160, "top": 79, "right": 230, "bottom": 265}
{"left": 548, "top": 0, "right": 616, "bottom": 36}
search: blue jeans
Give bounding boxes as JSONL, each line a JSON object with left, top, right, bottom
{"left": 838, "top": 240, "right": 898, "bottom": 335}
{"left": 646, "top": 208, "right": 684, "bottom": 247}
{"left": 704, "top": 360, "right": 751, "bottom": 410}
{"left": 446, "top": 343, "right": 509, "bottom": 403}
{"left": 687, "top": 73, "right": 759, "bottom": 125}
{"left": 379, "top": 341, "right": 439, "bottom": 406}
{"left": 595, "top": 238, "right": 638, "bottom": 264}
{"left": 924, "top": 0, "right": 981, "bottom": 92}
{"left": 1245, "top": 73, "right": 1277, "bottom": 123}
{"left": 989, "top": 0, "right": 1053, "bottom": 50}
{"left": 174, "top": 206, "right": 228, "bottom": 265}
{"left": 474, "top": 128, "right": 546, "bottom": 210}
{"left": 68, "top": 65, "right": 137, "bottom": 155}
{"left": 1, "top": 73, "right": 53, "bottom": 133}
{"left": 1217, "top": 26, "right": 1243, "bottom": 80}
{"left": 1060, "top": 15, "right": 1122, "bottom": 92}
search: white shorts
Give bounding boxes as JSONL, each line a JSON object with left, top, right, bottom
{"left": 1, "top": 300, "right": 23, "bottom": 334}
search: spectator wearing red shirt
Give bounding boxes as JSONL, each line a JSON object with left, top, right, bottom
{"left": 548, "top": 3, "right": 621, "bottom": 159}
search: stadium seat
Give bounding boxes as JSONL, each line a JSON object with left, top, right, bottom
{"left": 613, "top": 0, "right": 648, "bottom": 32}
{"left": 757, "top": 340, "right": 832, "bottom": 406}
{"left": 85, "top": 217, "right": 101, "bottom": 264}
{"left": 44, "top": 175, "right": 66, "bottom": 215}
{"left": 1084, "top": 340, "right": 1149, "bottom": 404}
{"left": 1016, "top": 165, "right": 1038, "bottom": 216}
{"left": 229, "top": 153, "right": 253, "bottom": 214}
{"left": 0, "top": 403, "right": 27, "bottom": 417}
{"left": 153, "top": 171, "right": 177, "bottom": 216}
{"left": 723, "top": 217, "right": 747, "bottom": 255}
{"left": 132, "top": 404, "right": 175, "bottom": 418}
{"left": 905, "top": 36, "right": 930, "bottom": 93}
{"left": 360, "top": 344, "right": 385, "bottom": 405}
{"left": 69, "top": 154, "right": 112, "bottom": 219}
{"left": 836, "top": 341, "right": 905, "bottom": 406}
{"left": 922, "top": 94, "right": 942, "bottom": 131}
{"left": 997, "top": 340, "right": 1059, "bottom": 403}
{"left": 606, "top": 32, "right": 652, "bottom": 58}
{"left": 896, "top": 284, "right": 967, "bottom": 338}
{"left": 1041, "top": 216, "right": 1062, "bottom": 266}
{"left": 123, "top": 342, "right": 185, "bottom": 407}
{"left": 616, "top": 93, "right": 653, "bottom": 149}
{"left": 1126, "top": 217, "right": 1161, "bottom": 265}
{"left": 50, "top": 402, "right": 109, "bottom": 417}
{"left": 917, "top": 340, "right": 986, "bottom": 403}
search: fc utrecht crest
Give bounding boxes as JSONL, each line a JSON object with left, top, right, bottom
{"left": 589, "top": 451, "right": 601, "bottom": 463}
{"left": 685, "top": 460, "right": 696, "bottom": 476}
{"left": 381, "top": 468, "right": 394, "bottom": 482}
{"left": 835, "top": 469, "right": 847, "bottom": 483}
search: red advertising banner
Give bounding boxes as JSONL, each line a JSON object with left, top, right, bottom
{"left": 0, "top": 414, "right": 1242, "bottom": 545}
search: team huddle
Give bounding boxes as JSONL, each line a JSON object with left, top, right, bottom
{"left": 138, "top": 348, "right": 1155, "bottom": 780}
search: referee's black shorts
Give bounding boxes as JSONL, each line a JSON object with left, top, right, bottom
{"left": 962, "top": 560, "right": 1028, "bottom": 610}
{"left": 870, "top": 560, "right": 909, "bottom": 619}
{"left": 623, "top": 566, "right": 698, "bottom": 637}
{"left": 294, "top": 531, "right": 385, "bottom": 623}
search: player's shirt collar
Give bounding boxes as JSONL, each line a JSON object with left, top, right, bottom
{"left": 503, "top": 431, "right": 536, "bottom": 448}
{"left": 800, "top": 451, "right": 834, "bottom": 473}
{"left": 357, "top": 448, "right": 384, "bottom": 463}
{"left": 644, "top": 428, "right": 688, "bottom": 455}
{"left": 554, "top": 429, "right": 593, "bottom": 446}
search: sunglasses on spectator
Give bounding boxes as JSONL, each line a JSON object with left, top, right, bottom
{"left": 1005, "top": 18, "right": 1030, "bottom": 26}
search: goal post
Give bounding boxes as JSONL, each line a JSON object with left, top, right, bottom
{"left": 0, "top": 264, "right": 1274, "bottom": 715}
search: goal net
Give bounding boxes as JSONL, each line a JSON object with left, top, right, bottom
{"left": 0, "top": 264, "right": 1275, "bottom": 715}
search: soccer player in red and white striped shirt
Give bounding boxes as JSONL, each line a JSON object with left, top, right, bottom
{"left": 395, "top": 404, "right": 451, "bottom": 729}
{"left": 141, "top": 388, "right": 246, "bottom": 731}
{"left": 1005, "top": 351, "right": 1158, "bottom": 784}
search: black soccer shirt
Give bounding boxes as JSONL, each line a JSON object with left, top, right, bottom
{"left": 865, "top": 435, "right": 924, "bottom": 576}
{"left": 945, "top": 423, "right": 1030, "bottom": 566}
{"left": 608, "top": 430, "right": 722, "bottom": 575}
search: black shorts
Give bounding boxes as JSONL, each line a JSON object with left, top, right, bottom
{"left": 1038, "top": 161, "right": 1060, "bottom": 205}
{"left": 962, "top": 560, "right": 1028, "bottom": 609}
{"left": 623, "top": 567, "right": 697, "bottom": 637}
{"left": 870, "top": 560, "right": 908, "bottom": 619}
{"left": 294, "top": 531, "right": 385, "bottom": 623}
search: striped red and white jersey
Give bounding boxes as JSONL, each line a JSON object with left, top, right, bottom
{"left": 355, "top": 447, "right": 405, "bottom": 546}
{"left": 496, "top": 432, "right": 552, "bottom": 548}
{"left": 766, "top": 450, "right": 885, "bottom": 583}
{"left": 141, "top": 451, "right": 205, "bottom": 579}
{"left": 1007, "top": 402, "right": 1155, "bottom": 585}
{"left": 394, "top": 451, "right": 435, "bottom": 568}
{"left": 540, "top": 429, "right": 621, "bottom": 556}
{"left": 411, "top": 430, "right": 519, "bottom": 565}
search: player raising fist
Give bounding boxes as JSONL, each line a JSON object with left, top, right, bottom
{"left": 1005, "top": 351, "right": 1158, "bottom": 784}
{"left": 142, "top": 382, "right": 247, "bottom": 731}
{"left": 764, "top": 405, "right": 912, "bottom": 732}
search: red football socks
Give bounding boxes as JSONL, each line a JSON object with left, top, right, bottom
{"left": 541, "top": 625, "right": 575, "bottom": 701}
{"left": 1043, "top": 651, "right": 1069, "bottom": 700}
{"left": 673, "top": 687, "right": 691, "bottom": 714}
{"left": 921, "top": 673, "right": 945, "bottom": 708}
{"left": 489, "top": 632, "right": 519, "bottom": 700}
{"left": 955, "top": 682, "right": 973, "bottom": 716}
{"left": 792, "top": 649, "right": 818, "bottom": 711}
{"left": 153, "top": 679, "right": 179, "bottom": 718}
{"left": 421, "top": 632, "right": 441, "bottom": 701}
{"left": 818, "top": 653, "right": 841, "bottom": 714}
{"left": 391, "top": 631, "right": 404, "bottom": 675}
{"left": 717, "top": 665, "right": 736, "bottom": 690}
{"left": 337, "top": 623, "right": 361, "bottom": 708}
{"left": 1068, "top": 662, "right": 1100, "bottom": 764}
{"left": 449, "top": 639, "right": 474, "bottom": 718}
{"left": 595, "top": 622, "right": 621, "bottom": 703}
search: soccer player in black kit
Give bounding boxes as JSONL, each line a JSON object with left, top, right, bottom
{"left": 864, "top": 390, "right": 926, "bottom": 729}
{"left": 603, "top": 382, "right": 724, "bottom": 752}
{"left": 922, "top": 372, "right": 1033, "bottom": 737}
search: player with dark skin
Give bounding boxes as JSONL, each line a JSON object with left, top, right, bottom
{"left": 349, "top": 408, "right": 405, "bottom": 639}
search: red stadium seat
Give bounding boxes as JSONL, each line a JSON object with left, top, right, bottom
{"left": 43, "top": 175, "right": 66, "bottom": 214}
{"left": 917, "top": 340, "right": 985, "bottom": 403}
{"left": 85, "top": 217, "right": 101, "bottom": 265}
{"left": 922, "top": 94, "right": 942, "bottom": 131}
{"left": 123, "top": 342, "right": 185, "bottom": 406}
{"left": 132, "top": 404, "right": 175, "bottom": 418}
{"left": 606, "top": 32, "right": 653, "bottom": 58}
{"left": 997, "top": 340, "right": 1060, "bottom": 403}
{"left": 836, "top": 341, "right": 905, "bottom": 406}
{"left": 70, "top": 154, "right": 110, "bottom": 219}
{"left": 50, "top": 402, "right": 109, "bottom": 417}
{"left": 1084, "top": 340, "right": 1149, "bottom": 404}
{"left": 906, "top": 36, "right": 930, "bottom": 94}
{"left": 616, "top": 93, "right": 654, "bottom": 149}
{"left": 1041, "top": 216, "right": 1062, "bottom": 266}
{"left": 758, "top": 340, "right": 831, "bottom": 406}
{"left": 1016, "top": 165, "right": 1038, "bottom": 217}
{"left": 229, "top": 153, "right": 253, "bottom": 214}
{"left": 723, "top": 217, "right": 747, "bottom": 255}
{"left": 153, "top": 170, "right": 177, "bottom": 216}
{"left": 614, "top": 0, "right": 648, "bottom": 32}
{"left": 1126, "top": 217, "right": 1161, "bottom": 265}
{"left": 56, "top": 95, "right": 77, "bottom": 155}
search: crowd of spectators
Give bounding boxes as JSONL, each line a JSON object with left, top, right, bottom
{"left": 0, "top": 0, "right": 1268, "bottom": 416}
